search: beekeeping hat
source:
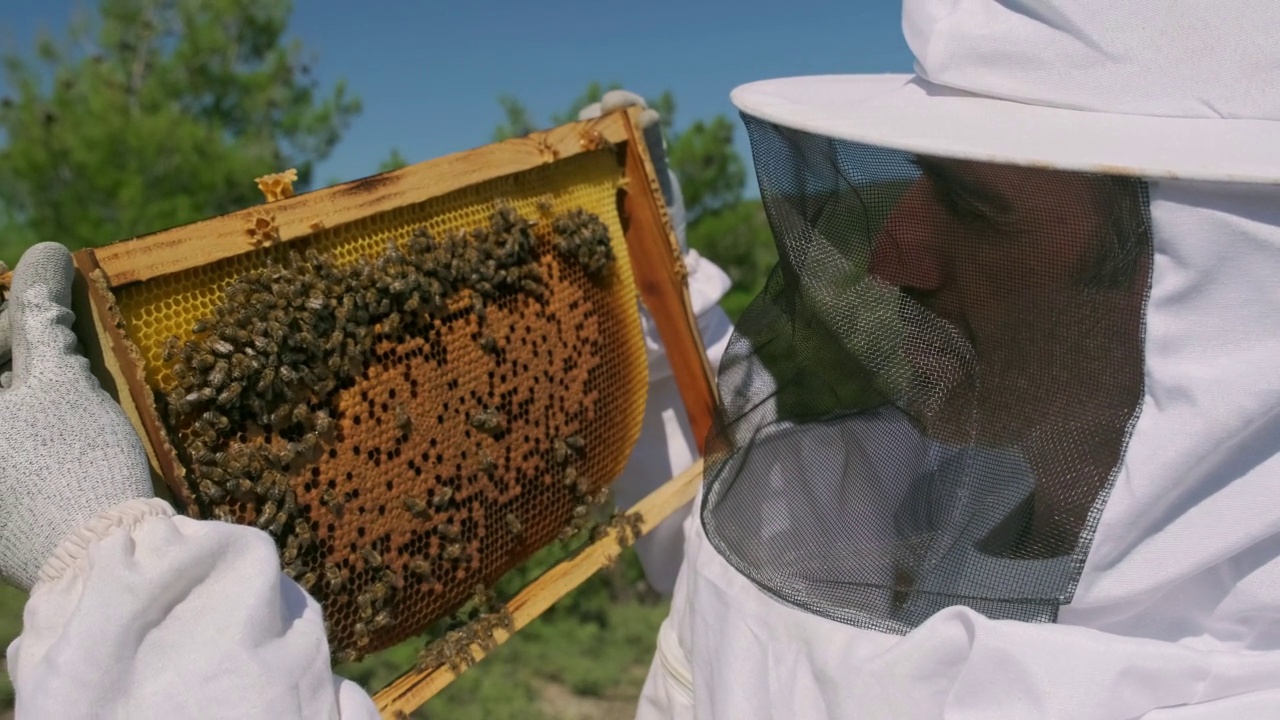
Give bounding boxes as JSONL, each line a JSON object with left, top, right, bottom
{"left": 701, "top": 0, "right": 1280, "bottom": 647}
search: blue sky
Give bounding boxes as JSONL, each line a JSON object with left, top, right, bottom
{"left": 2, "top": 0, "right": 914, "bottom": 194}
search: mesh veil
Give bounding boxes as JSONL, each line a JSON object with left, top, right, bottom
{"left": 700, "top": 115, "right": 1153, "bottom": 634}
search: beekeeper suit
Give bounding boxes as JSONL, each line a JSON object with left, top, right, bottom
{"left": 636, "top": 0, "right": 1280, "bottom": 718}
{"left": 578, "top": 91, "right": 734, "bottom": 595}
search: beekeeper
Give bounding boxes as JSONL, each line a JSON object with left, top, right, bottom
{"left": 635, "top": 0, "right": 1280, "bottom": 717}
{"left": 0, "top": 91, "right": 728, "bottom": 716}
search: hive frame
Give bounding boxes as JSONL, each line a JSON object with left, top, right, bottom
{"left": 62, "top": 107, "right": 718, "bottom": 716}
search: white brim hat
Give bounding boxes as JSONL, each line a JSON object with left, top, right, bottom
{"left": 732, "top": 74, "right": 1280, "bottom": 185}
{"left": 732, "top": 0, "right": 1280, "bottom": 187}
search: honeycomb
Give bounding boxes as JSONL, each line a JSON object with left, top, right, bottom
{"left": 109, "top": 150, "right": 649, "bottom": 659}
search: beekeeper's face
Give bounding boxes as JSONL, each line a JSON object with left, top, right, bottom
{"left": 867, "top": 159, "right": 1149, "bottom": 547}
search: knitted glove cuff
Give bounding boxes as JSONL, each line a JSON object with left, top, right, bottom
{"left": 34, "top": 497, "right": 177, "bottom": 590}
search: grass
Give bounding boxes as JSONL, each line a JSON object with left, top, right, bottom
{"left": 0, "top": 584, "right": 25, "bottom": 712}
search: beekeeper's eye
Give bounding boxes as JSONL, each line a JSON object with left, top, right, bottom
{"left": 912, "top": 157, "right": 1009, "bottom": 224}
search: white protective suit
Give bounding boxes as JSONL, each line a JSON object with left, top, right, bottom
{"left": 1, "top": 93, "right": 731, "bottom": 716}
{"left": 635, "top": 0, "right": 1280, "bottom": 718}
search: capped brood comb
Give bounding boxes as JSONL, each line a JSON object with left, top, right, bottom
{"left": 64, "top": 107, "right": 716, "bottom": 667}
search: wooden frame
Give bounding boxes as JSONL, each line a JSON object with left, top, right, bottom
{"left": 55, "top": 107, "right": 718, "bottom": 716}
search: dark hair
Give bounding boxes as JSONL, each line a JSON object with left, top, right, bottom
{"left": 1076, "top": 176, "right": 1152, "bottom": 289}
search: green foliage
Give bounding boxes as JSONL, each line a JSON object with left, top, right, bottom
{"left": 547, "top": 80, "right": 622, "bottom": 127}
{"left": 0, "top": 584, "right": 28, "bottom": 712}
{"left": 687, "top": 199, "right": 774, "bottom": 321}
{"left": 491, "top": 95, "right": 537, "bottom": 142}
{"left": 667, "top": 116, "right": 746, "bottom": 226}
{"left": 377, "top": 148, "right": 409, "bottom": 173}
{"left": 0, "top": 0, "right": 361, "bottom": 264}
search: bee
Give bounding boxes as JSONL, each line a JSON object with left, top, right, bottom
{"left": 254, "top": 366, "right": 276, "bottom": 395}
{"left": 395, "top": 404, "right": 412, "bottom": 434}
{"left": 208, "top": 338, "right": 235, "bottom": 357}
{"left": 196, "top": 464, "right": 227, "bottom": 483}
{"left": 416, "top": 640, "right": 450, "bottom": 672}
{"left": 265, "top": 320, "right": 287, "bottom": 343}
{"left": 334, "top": 648, "right": 362, "bottom": 665}
{"left": 435, "top": 523, "right": 461, "bottom": 540}
{"left": 190, "top": 423, "right": 218, "bottom": 446}
{"left": 479, "top": 335, "right": 498, "bottom": 354}
{"left": 270, "top": 405, "right": 293, "bottom": 429}
{"left": 479, "top": 451, "right": 497, "bottom": 476}
{"left": 564, "top": 435, "right": 585, "bottom": 455}
{"left": 443, "top": 543, "right": 464, "bottom": 561}
{"left": 229, "top": 353, "right": 254, "bottom": 381}
{"left": 371, "top": 610, "right": 394, "bottom": 631}
{"left": 298, "top": 432, "right": 319, "bottom": 456}
{"left": 321, "top": 489, "right": 346, "bottom": 516}
{"left": 192, "top": 319, "right": 210, "bottom": 334}
{"left": 360, "top": 547, "right": 383, "bottom": 569}
{"left": 403, "top": 497, "right": 428, "bottom": 516}
{"left": 313, "top": 410, "right": 334, "bottom": 436}
{"left": 216, "top": 382, "right": 242, "bottom": 407}
{"left": 504, "top": 513, "right": 523, "bottom": 537}
{"left": 192, "top": 352, "right": 216, "bottom": 371}
{"left": 408, "top": 558, "right": 432, "bottom": 579}
{"left": 282, "top": 538, "right": 299, "bottom": 565}
{"left": 291, "top": 403, "right": 310, "bottom": 425}
{"left": 211, "top": 505, "right": 236, "bottom": 523}
{"left": 278, "top": 365, "right": 298, "bottom": 385}
{"left": 253, "top": 499, "right": 276, "bottom": 527}
{"left": 199, "top": 479, "right": 227, "bottom": 503}
{"left": 281, "top": 488, "right": 297, "bottom": 516}
{"left": 188, "top": 440, "right": 213, "bottom": 461}
{"left": 432, "top": 487, "right": 453, "bottom": 508}
{"left": 353, "top": 622, "right": 370, "bottom": 648}
{"left": 171, "top": 363, "right": 190, "bottom": 382}
{"left": 162, "top": 336, "right": 181, "bottom": 362}
{"left": 184, "top": 387, "right": 216, "bottom": 405}
{"left": 304, "top": 294, "right": 325, "bottom": 312}
{"left": 293, "top": 518, "right": 314, "bottom": 546}
{"left": 552, "top": 438, "right": 569, "bottom": 466}
{"left": 469, "top": 409, "right": 506, "bottom": 436}
{"left": 323, "top": 564, "right": 343, "bottom": 591}
{"left": 381, "top": 312, "right": 401, "bottom": 336}
{"left": 562, "top": 466, "right": 578, "bottom": 488}
{"left": 268, "top": 511, "right": 288, "bottom": 535}
{"left": 205, "top": 359, "right": 230, "bottom": 389}
{"left": 200, "top": 410, "right": 229, "bottom": 431}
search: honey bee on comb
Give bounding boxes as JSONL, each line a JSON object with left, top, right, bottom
{"left": 125, "top": 189, "right": 648, "bottom": 661}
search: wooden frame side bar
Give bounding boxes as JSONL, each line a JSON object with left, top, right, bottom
{"left": 618, "top": 112, "right": 720, "bottom": 454}
{"left": 372, "top": 459, "right": 704, "bottom": 717}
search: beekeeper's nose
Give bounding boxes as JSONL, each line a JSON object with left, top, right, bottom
{"left": 868, "top": 178, "right": 945, "bottom": 292}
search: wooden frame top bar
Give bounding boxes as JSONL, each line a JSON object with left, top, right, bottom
{"left": 90, "top": 112, "right": 634, "bottom": 288}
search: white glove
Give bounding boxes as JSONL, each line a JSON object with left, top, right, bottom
{"left": 0, "top": 242, "right": 154, "bottom": 591}
{"left": 578, "top": 90, "right": 687, "bottom": 253}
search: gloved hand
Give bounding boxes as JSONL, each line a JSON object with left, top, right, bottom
{"left": 0, "top": 242, "right": 154, "bottom": 591}
{"left": 578, "top": 90, "right": 687, "bottom": 253}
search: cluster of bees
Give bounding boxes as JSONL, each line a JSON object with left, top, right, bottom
{"left": 155, "top": 202, "right": 628, "bottom": 661}
{"left": 415, "top": 584, "right": 514, "bottom": 674}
